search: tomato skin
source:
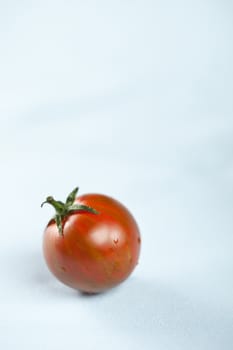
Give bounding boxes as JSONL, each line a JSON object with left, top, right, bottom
{"left": 43, "top": 194, "right": 141, "bottom": 293}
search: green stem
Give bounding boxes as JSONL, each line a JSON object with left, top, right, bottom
{"left": 41, "top": 187, "right": 98, "bottom": 236}
{"left": 41, "top": 196, "right": 65, "bottom": 214}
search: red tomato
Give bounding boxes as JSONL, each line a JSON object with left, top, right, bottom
{"left": 42, "top": 187, "right": 141, "bottom": 293}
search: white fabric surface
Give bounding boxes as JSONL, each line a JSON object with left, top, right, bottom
{"left": 0, "top": 1, "right": 233, "bottom": 349}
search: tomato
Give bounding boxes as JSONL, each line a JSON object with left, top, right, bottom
{"left": 42, "top": 187, "right": 141, "bottom": 293}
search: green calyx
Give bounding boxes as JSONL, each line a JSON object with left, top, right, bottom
{"left": 41, "top": 187, "right": 98, "bottom": 236}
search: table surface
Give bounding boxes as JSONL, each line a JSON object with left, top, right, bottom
{"left": 0, "top": 1, "right": 233, "bottom": 349}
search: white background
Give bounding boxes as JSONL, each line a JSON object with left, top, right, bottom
{"left": 0, "top": 1, "right": 233, "bottom": 349}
